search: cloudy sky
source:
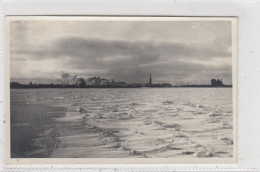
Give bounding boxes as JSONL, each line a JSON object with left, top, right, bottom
{"left": 10, "top": 18, "right": 232, "bottom": 84}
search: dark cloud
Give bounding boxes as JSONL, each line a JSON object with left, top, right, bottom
{"left": 11, "top": 32, "right": 232, "bottom": 84}
{"left": 12, "top": 36, "right": 231, "bottom": 60}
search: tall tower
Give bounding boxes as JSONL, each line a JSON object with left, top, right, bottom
{"left": 149, "top": 73, "right": 152, "bottom": 85}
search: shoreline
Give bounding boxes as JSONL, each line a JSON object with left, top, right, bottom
{"left": 10, "top": 86, "right": 232, "bottom": 89}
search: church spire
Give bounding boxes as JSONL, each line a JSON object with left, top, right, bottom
{"left": 149, "top": 73, "right": 152, "bottom": 85}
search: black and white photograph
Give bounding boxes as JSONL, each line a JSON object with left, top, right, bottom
{"left": 7, "top": 17, "right": 236, "bottom": 163}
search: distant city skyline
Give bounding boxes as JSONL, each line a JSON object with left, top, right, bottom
{"left": 10, "top": 18, "right": 232, "bottom": 84}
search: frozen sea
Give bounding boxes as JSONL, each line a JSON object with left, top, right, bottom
{"left": 11, "top": 88, "right": 233, "bottom": 158}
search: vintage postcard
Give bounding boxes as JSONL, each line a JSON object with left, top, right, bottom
{"left": 5, "top": 16, "right": 237, "bottom": 164}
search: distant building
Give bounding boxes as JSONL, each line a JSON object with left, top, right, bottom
{"left": 86, "top": 77, "right": 100, "bottom": 86}
{"left": 101, "top": 78, "right": 109, "bottom": 86}
{"left": 86, "top": 77, "right": 95, "bottom": 86}
{"left": 114, "top": 81, "right": 127, "bottom": 87}
{"left": 211, "top": 79, "right": 223, "bottom": 86}
{"left": 76, "top": 78, "right": 86, "bottom": 87}
{"left": 86, "top": 76, "right": 110, "bottom": 86}
{"left": 61, "top": 73, "right": 77, "bottom": 86}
